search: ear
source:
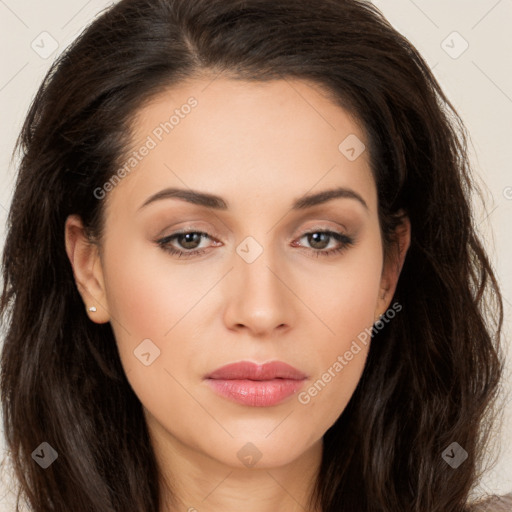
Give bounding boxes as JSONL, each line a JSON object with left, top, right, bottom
{"left": 64, "top": 214, "right": 110, "bottom": 324}
{"left": 375, "top": 212, "right": 411, "bottom": 320}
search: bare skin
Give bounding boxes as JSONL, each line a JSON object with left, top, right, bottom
{"left": 65, "top": 76, "right": 410, "bottom": 512}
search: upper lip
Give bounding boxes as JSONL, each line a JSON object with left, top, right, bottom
{"left": 206, "top": 361, "right": 307, "bottom": 381}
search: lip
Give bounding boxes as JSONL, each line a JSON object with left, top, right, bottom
{"left": 205, "top": 361, "right": 308, "bottom": 407}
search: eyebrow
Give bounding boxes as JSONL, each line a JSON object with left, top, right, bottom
{"left": 138, "top": 186, "right": 368, "bottom": 211}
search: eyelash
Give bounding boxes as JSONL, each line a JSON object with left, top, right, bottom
{"left": 156, "top": 228, "right": 355, "bottom": 259}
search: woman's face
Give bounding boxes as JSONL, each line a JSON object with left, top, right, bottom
{"left": 66, "top": 77, "right": 408, "bottom": 471}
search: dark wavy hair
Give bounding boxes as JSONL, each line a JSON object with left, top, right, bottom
{"left": 0, "top": 0, "right": 505, "bottom": 511}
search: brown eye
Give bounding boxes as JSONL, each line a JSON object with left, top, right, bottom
{"left": 174, "top": 232, "right": 204, "bottom": 250}
{"left": 307, "top": 232, "right": 331, "bottom": 250}
{"left": 156, "top": 231, "right": 217, "bottom": 258}
{"left": 295, "top": 230, "right": 355, "bottom": 257}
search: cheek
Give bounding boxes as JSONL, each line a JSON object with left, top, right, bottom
{"left": 99, "top": 238, "right": 207, "bottom": 415}
{"left": 99, "top": 235, "right": 178, "bottom": 366}
{"left": 313, "top": 232, "right": 383, "bottom": 349}
{"left": 101, "top": 233, "right": 208, "bottom": 338}
{"left": 298, "top": 234, "right": 382, "bottom": 421}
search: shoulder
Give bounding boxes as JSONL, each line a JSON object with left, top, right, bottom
{"left": 468, "top": 493, "right": 512, "bottom": 511}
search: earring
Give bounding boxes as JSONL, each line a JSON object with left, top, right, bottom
{"left": 88, "top": 306, "right": 97, "bottom": 313}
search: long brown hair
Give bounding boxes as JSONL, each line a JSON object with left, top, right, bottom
{"left": 1, "top": 1, "right": 504, "bottom": 510}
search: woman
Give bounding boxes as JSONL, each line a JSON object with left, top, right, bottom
{"left": 1, "top": 0, "right": 510, "bottom": 510}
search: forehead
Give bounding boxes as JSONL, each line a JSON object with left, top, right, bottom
{"left": 105, "top": 76, "right": 377, "bottom": 216}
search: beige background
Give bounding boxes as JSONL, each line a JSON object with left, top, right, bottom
{"left": 0, "top": 0, "right": 511, "bottom": 509}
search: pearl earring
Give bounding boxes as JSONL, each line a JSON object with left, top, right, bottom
{"left": 88, "top": 306, "right": 97, "bottom": 313}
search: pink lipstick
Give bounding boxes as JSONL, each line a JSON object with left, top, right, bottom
{"left": 205, "top": 361, "right": 307, "bottom": 407}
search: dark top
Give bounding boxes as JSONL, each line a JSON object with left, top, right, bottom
{"left": 469, "top": 493, "right": 512, "bottom": 511}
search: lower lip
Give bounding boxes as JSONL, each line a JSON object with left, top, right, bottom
{"left": 206, "top": 378, "right": 305, "bottom": 407}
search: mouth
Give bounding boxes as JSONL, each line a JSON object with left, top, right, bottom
{"left": 205, "top": 361, "right": 308, "bottom": 407}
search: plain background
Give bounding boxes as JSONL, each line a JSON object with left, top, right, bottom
{"left": 0, "top": 0, "right": 511, "bottom": 508}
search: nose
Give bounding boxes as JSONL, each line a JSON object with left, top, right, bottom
{"left": 222, "top": 243, "right": 295, "bottom": 337}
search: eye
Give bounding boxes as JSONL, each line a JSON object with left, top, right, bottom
{"left": 293, "top": 230, "right": 355, "bottom": 257}
{"left": 156, "top": 228, "right": 355, "bottom": 259}
{"left": 156, "top": 230, "right": 218, "bottom": 258}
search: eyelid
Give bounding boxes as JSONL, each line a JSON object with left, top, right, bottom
{"left": 157, "top": 225, "right": 222, "bottom": 241}
{"left": 291, "top": 222, "right": 350, "bottom": 241}
{"left": 157, "top": 222, "right": 349, "bottom": 243}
